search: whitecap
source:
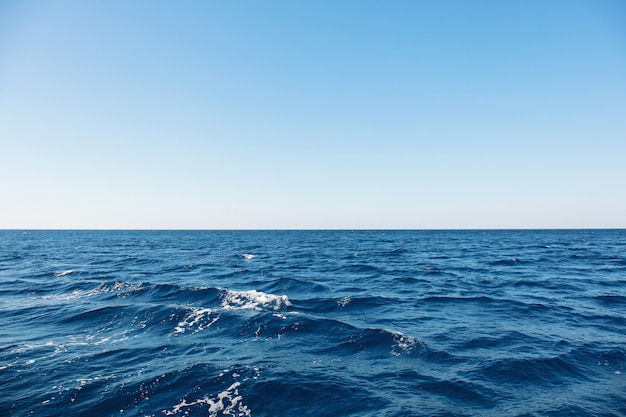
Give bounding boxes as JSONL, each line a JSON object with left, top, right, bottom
{"left": 53, "top": 269, "right": 76, "bottom": 277}
{"left": 337, "top": 297, "right": 352, "bottom": 308}
{"left": 240, "top": 253, "right": 255, "bottom": 260}
{"left": 385, "top": 329, "right": 424, "bottom": 356}
{"left": 221, "top": 289, "right": 291, "bottom": 311}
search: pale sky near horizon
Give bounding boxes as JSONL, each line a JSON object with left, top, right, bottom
{"left": 1, "top": 0, "right": 625, "bottom": 229}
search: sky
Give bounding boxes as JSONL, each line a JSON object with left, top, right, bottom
{"left": 1, "top": 0, "right": 625, "bottom": 229}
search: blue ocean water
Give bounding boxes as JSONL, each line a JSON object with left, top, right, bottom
{"left": 1, "top": 230, "right": 625, "bottom": 417}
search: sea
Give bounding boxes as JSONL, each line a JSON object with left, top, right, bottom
{"left": 1, "top": 229, "right": 625, "bottom": 417}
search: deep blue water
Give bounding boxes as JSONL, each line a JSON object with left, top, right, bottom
{"left": 1, "top": 230, "right": 625, "bottom": 417}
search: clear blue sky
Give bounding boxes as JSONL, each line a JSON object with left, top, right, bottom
{"left": 1, "top": 0, "right": 625, "bottom": 229}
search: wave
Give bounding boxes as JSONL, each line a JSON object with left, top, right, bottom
{"left": 476, "top": 343, "right": 625, "bottom": 388}
{"left": 53, "top": 269, "right": 77, "bottom": 277}
{"left": 419, "top": 295, "right": 498, "bottom": 304}
{"left": 37, "top": 281, "right": 237, "bottom": 307}
{"left": 291, "top": 295, "right": 397, "bottom": 314}
{"left": 41, "top": 281, "right": 144, "bottom": 303}
{"left": 334, "top": 263, "right": 384, "bottom": 274}
{"left": 260, "top": 277, "right": 331, "bottom": 296}
{"left": 418, "top": 267, "right": 459, "bottom": 277}
{"left": 592, "top": 294, "right": 626, "bottom": 306}
{"left": 489, "top": 258, "right": 525, "bottom": 266}
{"left": 25, "top": 280, "right": 293, "bottom": 341}
{"left": 281, "top": 315, "right": 429, "bottom": 358}
{"left": 220, "top": 289, "right": 291, "bottom": 311}
{"left": 50, "top": 280, "right": 285, "bottom": 305}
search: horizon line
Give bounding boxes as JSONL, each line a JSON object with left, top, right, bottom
{"left": 1, "top": 227, "right": 625, "bottom": 232}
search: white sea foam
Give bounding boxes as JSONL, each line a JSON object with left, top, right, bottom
{"left": 221, "top": 289, "right": 291, "bottom": 311}
{"left": 240, "top": 253, "right": 255, "bottom": 260}
{"left": 163, "top": 381, "right": 251, "bottom": 416}
{"left": 337, "top": 297, "right": 352, "bottom": 307}
{"left": 385, "top": 329, "right": 424, "bottom": 356}
{"left": 54, "top": 269, "right": 76, "bottom": 277}
{"left": 173, "top": 308, "right": 218, "bottom": 335}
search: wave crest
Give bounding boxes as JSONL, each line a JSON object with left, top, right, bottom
{"left": 221, "top": 289, "right": 291, "bottom": 311}
{"left": 53, "top": 269, "right": 77, "bottom": 277}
